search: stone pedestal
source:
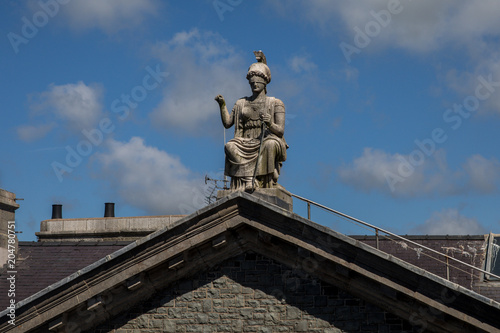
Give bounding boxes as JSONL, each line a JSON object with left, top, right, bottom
{"left": 217, "top": 187, "right": 293, "bottom": 211}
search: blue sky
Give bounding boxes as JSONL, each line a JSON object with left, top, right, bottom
{"left": 2, "top": 0, "right": 500, "bottom": 241}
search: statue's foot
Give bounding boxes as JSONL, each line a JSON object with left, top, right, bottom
{"left": 245, "top": 183, "right": 255, "bottom": 192}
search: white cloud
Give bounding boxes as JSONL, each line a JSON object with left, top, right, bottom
{"left": 273, "top": 1, "right": 500, "bottom": 113}
{"left": 343, "top": 66, "right": 359, "bottom": 82}
{"left": 16, "top": 123, "right": 56, "bottom": 142}
{"left": 60, "top": 0, "right": 159, "bottom": 34}
{"left": 336, "top": 0, "right": 451, "bottom": 52}
{"left": 288, "top": 55, "right": 317, "bottom": 73}
{"left": 94, "top": 137, "right": 205, "bottom": 215}
{"left": 443, "top": 55, "right": 500, "bottom": 115}
{"left": 413, "top": 208, "right": 486, "bottom": 235}
{"left": 337, "top": 148, "right": 500, "bottom": 197}
{"left": 279, "top": 0, "right": 500, "bottom": 53}
{"left": 25, "top": 81, "right": 104, "bottom": 139}
{"left": 150, "top": 29, "right": 247, "bottom": 135}
{"left": 337, "top": 148, "right": 442, "bottom": 197}
{"left": 39, "top": 81, "right": 104, "bottom": 131}
{"left": 446, "top": 1, "right": 500, "bottom": 42}
{"left": 463, "top": 154, "right": 500, "bottom": 194}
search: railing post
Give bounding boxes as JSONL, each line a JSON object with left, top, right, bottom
{"left": 307, "top": 202, "right": 311, "bottom": 220}
{"left": 375, "top": 229, "right": 379, "bottom": 250}
{"left": 446, "top": 256, "right": 450, "bottom": 280}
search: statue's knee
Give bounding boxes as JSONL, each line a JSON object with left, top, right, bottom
{"left": 225, "top": 141, "right": 236, "bottom": 153}
{"left": 262, "top": 140, "right": 277, "bottom": 152}
{"left": 225, "top": 141, "right": 240, "bottom": 161}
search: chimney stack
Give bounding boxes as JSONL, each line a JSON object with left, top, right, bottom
{"left": 1, "top": 189, "right": 20, "bottom": 268}
{"left": 104, "top": 203, "right": 115, "bottom": 217}
{"left": 51, "top": 204, "right": 62, "bottom": 219}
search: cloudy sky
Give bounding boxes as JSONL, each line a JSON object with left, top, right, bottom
{"left": 2, "top": 0, "right": 500, "bottom": 241}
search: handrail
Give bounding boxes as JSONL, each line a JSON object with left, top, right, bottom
{"left": 291, "top": 193, "right": 500, "bottom": 281}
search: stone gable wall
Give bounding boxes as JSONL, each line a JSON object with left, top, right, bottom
{"left": 89, "top": 252, "right": 420, "bottom": 333}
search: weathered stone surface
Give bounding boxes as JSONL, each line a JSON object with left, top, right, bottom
{"left": 217, "top": 187, "right": 293, "bottom": 211}
{"left": 90, "top": 252, "right": 420, "bottom": 333}
{"left": 215, "top": 51, "right": 288, "bottom": 191}
{"left": 0, "top": 188, "right": 19, "bottom": 268}
{"left": 36, "top": 215, "right": 185, "bottom": 242}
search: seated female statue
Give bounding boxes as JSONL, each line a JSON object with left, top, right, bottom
{"left": 215, "top": 51, "right": 288, "bottom": 191}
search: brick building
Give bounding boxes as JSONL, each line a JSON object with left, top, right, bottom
{"left": 1, "top": 188, "right": 500, "bottom": 332}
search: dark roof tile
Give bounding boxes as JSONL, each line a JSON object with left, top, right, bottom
{"left": 0, "top": 241, "right": 129, "bottom": 309}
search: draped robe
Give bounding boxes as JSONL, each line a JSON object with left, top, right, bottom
{"left": 224, "top": 96, "right": 287, "bottom": 188}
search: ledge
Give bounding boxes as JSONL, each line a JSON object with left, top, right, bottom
{"left": 0, "top": 188, "right": 19, "bottom": 210}
{"left": 217, "top": 187, "right": 293, "bottom": 211}
{"left": 37, "top": 215, "right": 186, "bottom": 242}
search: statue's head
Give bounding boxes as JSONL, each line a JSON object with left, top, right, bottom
{"left": 248, "top": 75, "right": 267, "bottom": 94}
{"left": 246, "top": 62, "right": 271, "bottom": 85}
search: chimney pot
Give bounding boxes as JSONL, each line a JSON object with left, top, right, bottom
{"left": 52, "top": 204, "right": 62, "bottom": 219}
{"left": 104, "top": 202, "right": 115, "bottom": 217}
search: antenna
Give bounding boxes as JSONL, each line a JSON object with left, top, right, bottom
{"left": 204, "top": 174, "right": 229, "bottom": 204}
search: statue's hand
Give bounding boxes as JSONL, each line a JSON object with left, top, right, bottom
{"left": 260, "top": 113, "right": 271, "bottom": 125}
{"left": 214, "top": 94, "right": 225, "bottom": 106}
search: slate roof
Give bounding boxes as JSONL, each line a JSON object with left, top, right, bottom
{"left": 353, "top": 235, "right": 500, "bottom": 302}
{"left": 0, "top": 241, "right": 130, "bottom": 309}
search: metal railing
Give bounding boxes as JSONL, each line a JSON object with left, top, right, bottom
{"left": 291, "top": 193, "right": 500, "bottom": 282}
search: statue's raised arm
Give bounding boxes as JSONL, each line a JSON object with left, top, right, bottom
{"left": 215, "top": 51, "right": 288, "bottom": 192}
{"left": 215, "top": 94, "right": 233, "bottom": 129}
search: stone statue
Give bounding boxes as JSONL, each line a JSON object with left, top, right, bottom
{"left": 215, "top": 51, "right": 288, "bottom": 191}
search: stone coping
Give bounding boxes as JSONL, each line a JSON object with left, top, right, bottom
{"left": 217, "top": 187, "right": 293, "bottom": 211}
{"left": 0, "top": 188, "right": 19, "bottom": 209}
{"left": 39, "top": 215, "right": 186, "bottom": 232}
